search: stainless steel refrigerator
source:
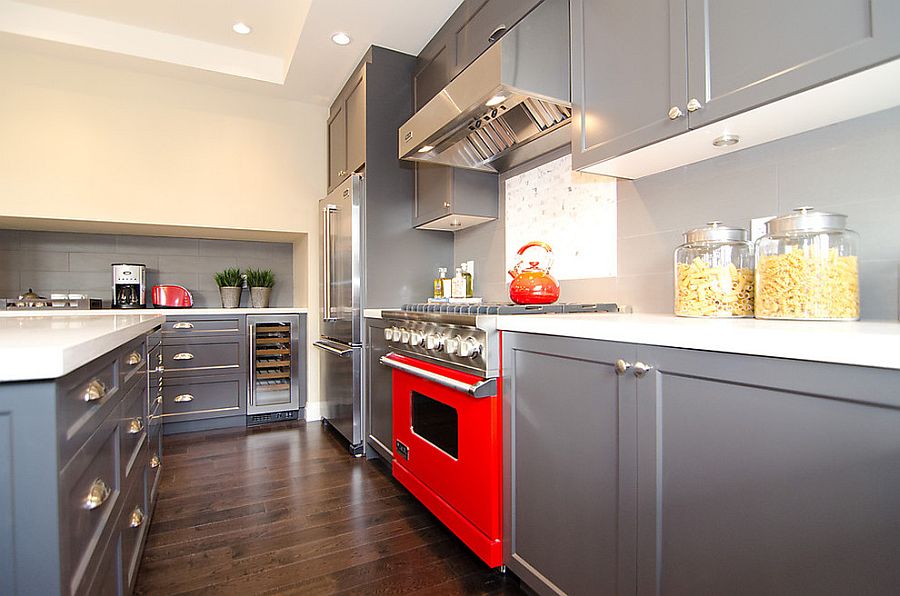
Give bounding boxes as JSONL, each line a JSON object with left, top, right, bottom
{"left": 315, "top": 174, "right": 365, "bottom": 453}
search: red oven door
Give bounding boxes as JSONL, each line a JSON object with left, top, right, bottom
{"left": 384, "top": 353, "right": 502, "bottom": 567}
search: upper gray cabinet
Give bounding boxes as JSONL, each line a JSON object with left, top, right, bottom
{"left": 328, "top": 70, "right": 367, "bottom": 192}
{"left": 455, "top": 0, "right": 541, "bottom": 74}
{"left": 572, "top": 0, "right": 900, "bottom": 177}
{"left": 414, "top": 163, "right": 498, "bottom": 230}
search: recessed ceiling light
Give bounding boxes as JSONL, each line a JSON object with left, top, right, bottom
{"left": 232, "top": 22, "right": 252, "bottom": 35}
{"left": 417, "top": 145, "right": 435, "bottom": 153}
{"left": 485, "top": 94, "right": 507, "bottom": 107}
{"left": 331, "top": 32, "right": 351, "bottom": 46}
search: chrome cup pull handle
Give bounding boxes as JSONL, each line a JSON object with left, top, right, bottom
{"left": 173, "top": 393, "right": 194, "bottom": 403}
{"left": 129, "top": 506, "right": 145, "bottom": 528}
{"left": 127, "top": 418, "right": 144, "bottom": 434}
{"left": 83, "top": 478, "right": 112, "bottom": 510}
{"left": 173, "top": 352, "right": 194, "bottom": 361}
{"left": 126, "top": 352, "right": 141, "bottom": 366}
{"left": 82, "top": 379, "right": 107, "bottom": 402}
{"left": 172, "top": 322, "right": 194, "bottom": 329}
{"left": 150, "top": 454, "right": 161, "bottom": 469}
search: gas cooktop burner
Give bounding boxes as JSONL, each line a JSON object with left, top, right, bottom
{"left": 400, "top": 302, "right": 619, "bottom": 315}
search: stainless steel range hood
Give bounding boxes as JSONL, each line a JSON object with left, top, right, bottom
{"left": 399, "top": 0, "right": 570, "bottom": 173}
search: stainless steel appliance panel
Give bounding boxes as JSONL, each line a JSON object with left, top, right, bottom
{"left": 247, "top": 315, "right": 301, "bottom": 415}
{"left": 315, "top": 338, "right": 362, "bottom": 451}
{"left": 320, "top": 175, "right": 363, "bottom": 346}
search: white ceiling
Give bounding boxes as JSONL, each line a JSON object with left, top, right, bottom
{"left": 0, "top": 0, "right": 464, "bottom": 105}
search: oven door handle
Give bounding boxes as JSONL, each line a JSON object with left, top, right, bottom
{"left": 379, "top": 355, "right": 496, "bottom": 398}
{"left": 313, "top": 340, "right": 353, "bottom": 358}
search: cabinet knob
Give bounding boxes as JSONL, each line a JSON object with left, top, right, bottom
{"left": 615, "top": 359, "right": 632, "bottom": 375}
{"left": 126, "top": 351, "right": 142, "bottom": 366}
{"left": 668, "top": 106, "right": 684, "bottom": 120}
{"left": 687, "top": 98, "right": 703, "bottom": 112}
{"left": 633, "top": 362, "right": 654, "bottom": 378}
{"left": 129, "top": 506, "right": 145, "bottom": 528}
{"left": 82, "top": 379, "right": 107, "bottom": 402}
{"left": 150, "top": 454, "right": 161, "bottom": 469}
{"left": 83, "top": 478, "right": 112, "bottom": 510}
{"left": 442, "top": 202, "right": 451, "bottom": 209}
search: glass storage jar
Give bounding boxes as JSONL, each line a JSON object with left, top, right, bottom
{"left": 755, "top": 207, "right": 859, "bottom": 320}
{"left": 674, "top": 222, "right": 754, "bottom": 317}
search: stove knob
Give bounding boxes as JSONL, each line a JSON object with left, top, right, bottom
{"left": 459, "top": 337, "right": 482, "bottom": 359}
{"left": 425, "top": 334, "right": 444, "bottom": 351}
{"left": 445, "top": 336, "right": 461, "bottom": 355}
{"left": 383, "top": 327, "right": 393, "bottom": 341}
{"left": 400, "top": 329, "right": 411, "bottom": 344}
{"left": 390, "top": 327, "right": 402, "bottom": 342}
{"left": 410, "top": 331, "right": 424, "bottom": 346}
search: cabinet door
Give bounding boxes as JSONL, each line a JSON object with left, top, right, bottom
{"left": 327, "top": 105, "right": 347, "bottom": 190}
{"left": 571, "top": 0, "right": 689, "bottom": 171}
{"left": 345, "top": 76, "right": 366, "bottom": 176}
{"left": 635, "top": 346, "right": 900, "bottom": 596}
{"left": 455, "top": 0, "right": 541, "bottom": 71}
{"left": 504, "top": 333, "right": 638, "bottom": 596}
{"left": 415, "top": 43, "right": 454, "bottom": 110}
{"left": 365, "top": 319, "right": 392, "bottom": 460}
{"left": 686, "top": 0, "right": 900, "bottom": 127}
{"left": 414, "top": 163, "right": 453, "bottom": 225}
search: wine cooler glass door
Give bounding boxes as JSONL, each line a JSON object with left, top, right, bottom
{"left": 249, "top": 317, "right": 300, "bottom": 414}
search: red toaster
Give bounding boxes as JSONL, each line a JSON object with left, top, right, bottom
{"left": 152, "top": 285, "right": 193, "bottom": 308}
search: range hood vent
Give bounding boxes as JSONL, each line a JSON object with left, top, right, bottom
{"left": 399, "top": 0, "right": 570, "bottom": 173}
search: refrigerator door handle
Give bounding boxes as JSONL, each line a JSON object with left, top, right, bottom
{"left": 322, "top": 204, "right": 338, "bottom": 322}
{"left": 313, "top": 340, "right": 353, "bottom": 358}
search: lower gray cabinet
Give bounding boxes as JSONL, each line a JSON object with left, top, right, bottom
{"left": 503, "top": 332, "right": 900, "bottom": 596}
{"left": 365, "top": 318, "right": 392, "bottom": 460}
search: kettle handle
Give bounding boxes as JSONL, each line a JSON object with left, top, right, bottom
{"left": 516, "top": 241, "right": 554, "bottom": 270}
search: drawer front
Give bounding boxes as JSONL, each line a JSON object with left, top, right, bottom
{"left": 121, "top": 461, "right": 149, "bottom": 592}
{"left": 58, "top": 353, "right": 120, "bottom": 468}
{"left": 60, "top": 419, "right": 121, "bottom": 595}
{"left": 161, "top": 375, "right": 243, "bottom": 421}
{"left": 162, "top": 318, "right": 242, "bottom": 335}
{"left": 76, "top": 528, "right": 120, "bottom": 596}
{"left": 120, "top": 379, "right": 148, "bottom": 482}
{"left": 119, "top": 336, "right": 147, "bottom": 389}
{"left": 148, "top": 421, "right": 162, "bottom": 505}
{"left": 163, "top": 340, "right": 241, "bottom": 373}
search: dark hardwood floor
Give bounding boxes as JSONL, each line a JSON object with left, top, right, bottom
{"left": 135, "top": 421, "right": 524, "bottom": 595}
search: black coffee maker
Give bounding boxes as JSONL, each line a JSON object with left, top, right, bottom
{"left": 112, "top": 263, "right": 146, "bottom": 308}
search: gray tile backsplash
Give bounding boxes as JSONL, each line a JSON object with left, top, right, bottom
{"left": 0, "top": 230, "right": 294, "bottom": 308}
{"left": 454, "top": 105, "right": 900, "bottom": 320}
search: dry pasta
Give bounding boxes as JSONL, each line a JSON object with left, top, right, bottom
{"left": 755, "top": 246, "right": 859, "bottom": 320}
{"left": 675, "top": 258, "right": 754, "bottom": 317}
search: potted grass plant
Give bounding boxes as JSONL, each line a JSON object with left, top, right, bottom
{"left": 214, "top": 267, "right": 243, "bottom": 308}
{"left": 246, "top": 268, "right": 275, "bottom": 308}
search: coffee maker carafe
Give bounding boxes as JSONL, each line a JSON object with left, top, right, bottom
{"left": 112, "top": 263, "right": 146, "bottom": 308}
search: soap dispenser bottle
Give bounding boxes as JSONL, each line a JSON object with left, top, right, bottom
{"left": 461, "top": 263, "right": 474, "bottom": 298}
{"left": 433, "top": 267, "right": 447, "bottom": 298}
{"left": 451, "top": 268, "right": 466, "bottom": 298}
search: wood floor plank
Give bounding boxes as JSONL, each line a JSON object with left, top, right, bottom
{"left": 134, "top": 420, "right": 525, "bottom": 596}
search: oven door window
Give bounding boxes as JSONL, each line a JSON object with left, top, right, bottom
{"left": 411, "top": 391, "right": 458, "bottom": 459}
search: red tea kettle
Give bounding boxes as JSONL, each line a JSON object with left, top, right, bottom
{"left": 508, "top": 241, "right": 561, "bottom": 305}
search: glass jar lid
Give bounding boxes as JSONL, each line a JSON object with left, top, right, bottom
{"left": 766, "top": 206, "right": 848, "bottom": 234}
{"left": 683, "top": 221, "right": 749, "bottom": 244}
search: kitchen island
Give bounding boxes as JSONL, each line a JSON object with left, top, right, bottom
{"left": 0, "top": 311, "right": 165, "bottom": 595}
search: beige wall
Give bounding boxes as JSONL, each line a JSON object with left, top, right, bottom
{"left": 0, "top": 46, "right": 328, "bottom": 411}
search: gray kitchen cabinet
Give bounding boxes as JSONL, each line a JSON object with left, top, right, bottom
{"left": 503, "top": 332, "right": 900, "bottom": 596}
{"left": 572, "top": 0, "right": 900, "bottom": 171}
{"left": 414, "top": 162, "right": 497, "bottom": 230}
{"left": 414, "top": 41, "right": 454, "bottom": 110}
{"left": 503, "top": 333, "right": 638, "bottom": 596}
{"left": 364, "top": 317, "right": 392, "bottom": 461}
{"left": 0, "top": 328, "right": 161, "bottom": 596}
{"left": 328, "top": 104, "right": 348, "bottom": 191}
{"left": 685, "top": 0, "right": 900, "bottom": 128}
{"left": 454, "top": 0, "right": 542, "bottom": 75}
{"left": 634, "top": 345, "right": 900, "bottom": 596}
{"left": 345, "top": 76, "right": 367, "bottom": 177}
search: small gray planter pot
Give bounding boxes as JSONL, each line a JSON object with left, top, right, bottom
{"left": 250, "top": 287, "right": 272, "bottom": 308}
{"left": 219, "top": 286, "right": 242, "bottom": 308}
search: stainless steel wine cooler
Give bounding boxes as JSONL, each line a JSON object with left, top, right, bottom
{"left": 247, "top": 314, "right": 304, "bottom": 425}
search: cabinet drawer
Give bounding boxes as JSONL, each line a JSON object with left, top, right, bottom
{"left": 120, "top": 463, "right": 149, "bottom": 592}
{"left": 119, "top": 336, "right": 146, "bottom": 389}
{"left": 57, "top": 352, "right": 120, "bottom": 467}
{"left": 162, "top": 318, "right": 242, "bottom": 335}
{"left": 77, "top": 528, "right": 119, "bottom": 596}
{"left": 160, "top": 375, "right": 243, "bottom": 421}
{"left": 163, "top": 340, "right": 241, "bottom": 373}
{"left": 120, "top": 379, "right": 147, "bottom": 482}
{"left": 60, "top": 418, "right": 121, "bottom": 595}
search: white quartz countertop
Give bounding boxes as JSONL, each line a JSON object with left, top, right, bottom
{"left": 149, "top": 307, "right": 308, "bottom": 315}
{"left": 497, "top": 313, "right": 900, "bottom": 370}
{"left": 0, "top": 311, "right": 165, "bottom": 382}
